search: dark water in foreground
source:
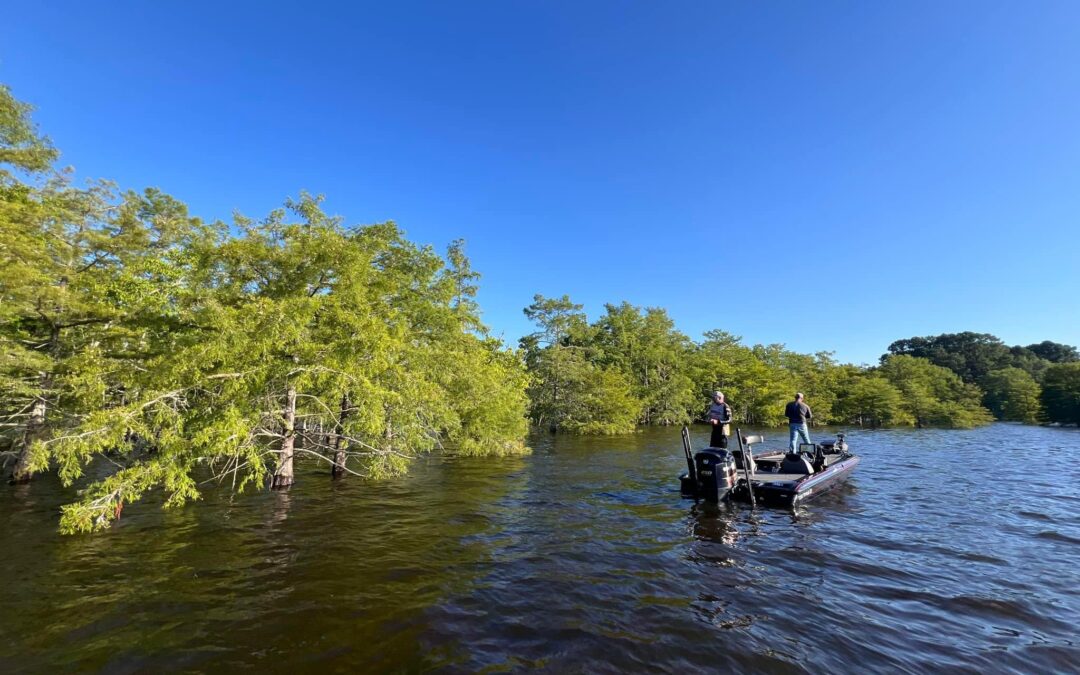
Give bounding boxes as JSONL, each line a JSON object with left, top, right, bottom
{"left": 2, "top": 424, "right": 1079, "bottom": 673}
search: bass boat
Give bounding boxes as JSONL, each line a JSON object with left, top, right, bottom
{"left": 679, "top": 426, "right": 859, "bottom": 507}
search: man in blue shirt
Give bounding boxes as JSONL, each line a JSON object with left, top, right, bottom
{"left": 784, "top": 392, "right": 813, "bottom": 453}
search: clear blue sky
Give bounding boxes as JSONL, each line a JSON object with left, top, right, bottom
{"left": 4, "top": 2, "right": 1079, "bottom": 364}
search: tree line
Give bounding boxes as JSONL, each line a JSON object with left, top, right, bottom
{"left": 884, "top": 332, "right": 1079, "bottom": 426}
{"left": 520, "top": 297, "right": 1079, "bottom": 433}
{"left": 1, "top": 85, "right": 528, "bottom": 533}
{"left": 3, "top": 84, "right": 1078, "bottom": 534}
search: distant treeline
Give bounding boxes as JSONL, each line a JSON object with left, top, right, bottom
{"left": 519, "top": 296, "right": 1080, "bottom": 433}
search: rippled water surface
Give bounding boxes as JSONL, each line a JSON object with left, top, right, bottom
{"left": 2, "top": 424, "right": 1078, "bottom": 673}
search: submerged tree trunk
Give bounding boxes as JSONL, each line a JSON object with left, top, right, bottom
{"left": 331, "top": 393, "right": 349, "bottom": 479}
{"left": 10, "top": 395, "right": 46, "bottom": 484}
{"left": 12, "top": 324, "right": 59, "bottom": 484}
{"left": 272, "top": 386, "right": 296, "bottom": 489}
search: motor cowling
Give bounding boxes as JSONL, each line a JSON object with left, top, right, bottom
{"left": 693, "top": 448, "right": 737, "bottom": 503}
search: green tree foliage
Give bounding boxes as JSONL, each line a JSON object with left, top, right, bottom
{"left": 687, "top": 336, "right": 843, "bottom": 427}
{"left": 0, "top": 173, "right": 196, "bottom": 482}
{"left": 0, "top": 84, "right": 57, "bottom": 171}
{"left": 688, "top": 331, "right": 786, "bottom": 425}
{"left": 880, "top": 333, "right": 1080, "bottom": 424}
{"left": 45, "top": 201, "right": 530, "bottom": 532}
{"left": 884, "top": 332, "right": 1077, "bottom": 385}
{"left": 877, "top": 355, "right": 993, "bottom": 428}
{"left": 592, "top": 303, "right": 696, "bottom": 425}
{"left": 1007, "top": 345, "right": 1051, "bottom": 382}
{"left": 0, "top": 85, "right": 529, "bottom": 532}
{"left": 833, "top": 374, "right": 910, "bottom": 428}
{"left": 885, "top": 332, "right": 1014, "bottom": 384}
{"left": 519, "top": 298, "right": 1038, "bottom": 434}
{"left": 552, "top": 359, "right": 640, "bottom": 435}
{"left": 1041, "top": 363, "right": 1080, "bottom": 425}
{"left": 982, "top": 368, "right": 1043, "bottom": 423}
{"left": 521, "top": 295, "right": 639, "bottom": 434}
{"left": 1025, "top": 341, "right": 1080, "bottom": 364}
{"left": 0, "top": 86, "right": 65, "bottom": 479}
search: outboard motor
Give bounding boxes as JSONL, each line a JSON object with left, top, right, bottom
{"left": 694, "top": 448, "right": 737, "bottom": 503}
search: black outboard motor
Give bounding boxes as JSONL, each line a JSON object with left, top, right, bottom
{"left": 694, "top": 448, "right": 737, "bottom": 503}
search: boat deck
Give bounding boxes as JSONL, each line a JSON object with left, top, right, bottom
{"left": 747, "top": 473, "right": 805, "bottom": 483}
{"left": 746, "top": 452, "right": 848, "bottom": 483}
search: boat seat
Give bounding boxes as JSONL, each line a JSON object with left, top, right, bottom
{"left": 732, "top": 449, "right": 756, "bottom": 472}
{"left": 734, "top": 429, "right": 766, "bottom": 475}
{"left": 780, "top": 452, "right": 815, "bottom": 475}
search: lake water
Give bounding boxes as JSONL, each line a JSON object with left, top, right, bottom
{"left": 1, "top": 423, "right": 1078, "bottom": 673}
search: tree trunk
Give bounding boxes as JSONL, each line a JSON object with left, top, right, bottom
{"left": 12, "top": 324, "right": 59, "bottom": 484}
{"left": 10, "top": 395, "right": 46, "bottom": 484}
{"left": 331, "top": 393, "right": 349, "bottom": 479}
{"left": 272, "top": 386, "right": 296, "bottom": 489}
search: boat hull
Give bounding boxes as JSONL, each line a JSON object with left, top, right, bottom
{"left": 733, "top": 454, "right": 861, "bottom": 507}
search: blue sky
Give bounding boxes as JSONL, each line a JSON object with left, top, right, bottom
{"left": 4, "top": 2, "right": 1079, "bottom": 364}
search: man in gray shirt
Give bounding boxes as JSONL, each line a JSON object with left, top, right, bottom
{"left": 784, "top": 392, "right": 813, "bottom": 453}
{"left": 706, "top": 391, "right": 732, "bottom": 448}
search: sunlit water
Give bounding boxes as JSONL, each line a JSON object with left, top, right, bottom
{"left": 2, "top": 424, "right": 1078, "bottom": 673}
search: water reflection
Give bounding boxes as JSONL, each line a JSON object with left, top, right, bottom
{"left": 268, "top": 489, "right": 292, "bottom": 526}
{"left": 688, "top": 503, "right": 740, "bottom": 546}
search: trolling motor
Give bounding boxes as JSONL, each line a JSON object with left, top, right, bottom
{"left": 803, "top": 433, "right": 849, "bottom": 471}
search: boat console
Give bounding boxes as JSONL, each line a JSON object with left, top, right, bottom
{"left": 780, "top": 453, "right": 815, "bottom": 475}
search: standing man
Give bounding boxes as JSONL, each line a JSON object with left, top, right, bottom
{"left": 784, "top": 392, "right": 813, "bottom": 453}
{"left": 706, "top": 391, "right": 733, "bottom": 448}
